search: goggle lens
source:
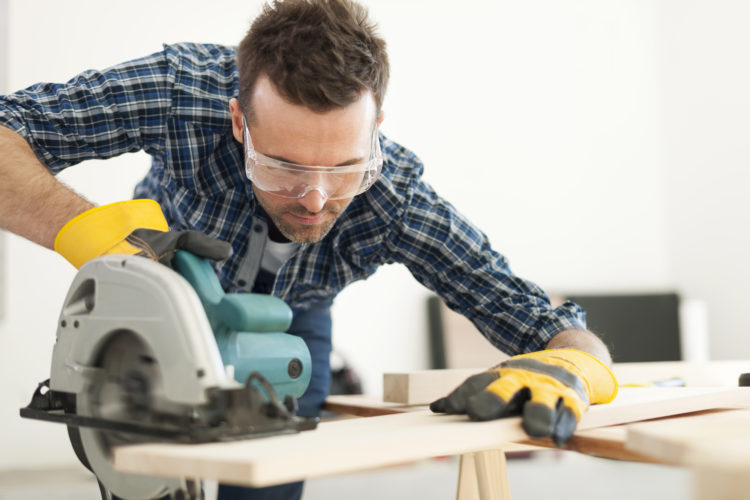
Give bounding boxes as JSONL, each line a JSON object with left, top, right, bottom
{"left": 243, "top": 116, "right": 382, "bottom": 200}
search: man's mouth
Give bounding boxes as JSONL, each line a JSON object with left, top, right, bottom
{"left": 287, "top": 212, "right": 327, "bottom": 225}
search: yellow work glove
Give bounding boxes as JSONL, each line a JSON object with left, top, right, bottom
{"left": 54, "top": 199, "right": 231, "bottom": 269}
{"left": 430, "top": 348, "right": 618, "bottom": 446}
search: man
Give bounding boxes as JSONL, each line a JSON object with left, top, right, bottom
{"left": 0, "top": 0, "right": 616, "bottom": 499}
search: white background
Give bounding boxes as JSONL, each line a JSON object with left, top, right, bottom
{"left": 0, "top": 0, "right": 749, "bottom": 469}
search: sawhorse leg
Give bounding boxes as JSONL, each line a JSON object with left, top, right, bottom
{"left": 456, "top": 449, "right": 511, "bottom": 500}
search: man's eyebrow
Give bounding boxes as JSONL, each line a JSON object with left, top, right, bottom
{"left": 264, "top": 153, "right": 366, "bottom": 167}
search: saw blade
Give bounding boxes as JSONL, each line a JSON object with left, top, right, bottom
{"left": 76, "top": 331, "right": 185, "bottom": 499}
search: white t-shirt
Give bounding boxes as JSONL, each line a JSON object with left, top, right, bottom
{"left": 260, "top": 237, "right": 300, "bottom": 274}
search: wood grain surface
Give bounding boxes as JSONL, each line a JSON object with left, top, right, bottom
{"left": 113, "top": 387, "right": 750, "bottom": 487}
{"left": 625, "top": 408, "right": 750, "bottom": 469}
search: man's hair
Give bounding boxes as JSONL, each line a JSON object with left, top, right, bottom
{"left": 237, "top": 0, "right": 389, "bottom": 120}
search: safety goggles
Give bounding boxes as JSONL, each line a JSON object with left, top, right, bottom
{"left": 242, "top": 116, "right": 383, "bottom": 200}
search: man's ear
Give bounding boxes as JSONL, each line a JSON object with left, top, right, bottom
{"left": 228, "top": 98, "right": 244, "bottom": 144}
{"left": 377, "top": 110, "right": 385, "bottom": 127}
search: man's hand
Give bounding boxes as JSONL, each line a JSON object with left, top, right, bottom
{"left": 430, "top": 349, "right": 618, "bottom": 446}
{"left": 55, "top": 199, "right": 231, "bottom": 269}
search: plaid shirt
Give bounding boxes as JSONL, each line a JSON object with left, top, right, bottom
{"left": 0, "top": 42, "right": 586, "bottom": 354}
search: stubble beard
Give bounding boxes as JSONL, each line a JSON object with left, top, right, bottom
{"left": 256, "top": 196, "right": 345, "bottom": 243}
{"left": 253, "top": 186, "right": 353, "bottom": 243}
{"left": 272, "top": 209, "right": 340, "bottom": 243}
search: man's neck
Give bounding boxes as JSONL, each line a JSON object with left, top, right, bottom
{"left": 266, "top": 217, "right": 291, "bottom": 243}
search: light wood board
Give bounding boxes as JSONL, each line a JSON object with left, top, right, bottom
{"left": 383, "top": 361, "right": 750, "bottom": 404}
{"left": 625, "top": 408, "right": 750, "bottom": 469}
{"left": 383, "top": 368, "right": 481, "bottom": 404}
{"left": 113, "top": 387, "right": 750, "bottom": 487}
{"left": 325, "top": 396, "right": 698, "bottom": 463}
{"left": 323, "top": 394, "right": 416, "bottom": 416}
{"left": 613, "top": 360, "right": 750, "bottom": 388}
{"left": 522, "top": 426, "right": 662, "bottom": 463}
{"left": 625, "top": 408, "right": 750, "bottom": 500}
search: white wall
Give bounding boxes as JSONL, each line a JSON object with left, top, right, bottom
{"left": 334, "top": 0, "right": 671, "bottom": 397}
{"left": 0, "top": 0, "right": 743, "bottom": 470}
{"left": 655, "top": 0, "right": 750, "bottom": 360}
{"left": 0, "top": 0, "right": 7, "bottom": 322}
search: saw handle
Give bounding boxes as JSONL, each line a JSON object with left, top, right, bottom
{"left": 172, "top": 250, "right": 312, "bottom": 399}
{"left": 173, "top": 250, "right": 292, "bottom": 332}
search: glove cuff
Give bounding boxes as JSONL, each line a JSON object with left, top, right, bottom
{"left": 515, "top": 348, "right": 618, "bottom": 404}
{"left": 54, "top": 199, "right": 169, "bottom": 268}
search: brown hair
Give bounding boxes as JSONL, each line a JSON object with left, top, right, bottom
{"left": 237, "top": 0, "right": 389, "bottom": 120}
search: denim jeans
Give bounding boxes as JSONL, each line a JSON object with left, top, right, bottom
{"left": 217, "top": 301, "right": 333, "bottom": 500}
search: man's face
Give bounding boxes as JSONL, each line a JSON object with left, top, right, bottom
{"left": 230, "top": 76, "right": 382, "bottom": 243}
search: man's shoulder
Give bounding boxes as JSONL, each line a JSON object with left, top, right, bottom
{"left": 380, "top": 134, "right": 421, "bottom": 169}
{"left": 158, "top": 43, "right": 238, "bottom": 117}
{"left": 163, "top": 42, "right": 236, "bottom": 59}
{"left": 376, "top": 133, "right": 425, "bottom": 194}
{"left": 161, "top": 42, "right": 237, "bottom": 78}
{"left": 337, "top": 133, "right": 427, "bottom": 232}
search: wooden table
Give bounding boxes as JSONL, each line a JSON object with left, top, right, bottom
{"left": 113, "top": 380, "right": 750, "bottom": 500}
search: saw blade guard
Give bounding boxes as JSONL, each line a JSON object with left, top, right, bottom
{"left": 50, "top": 255, "right": 233, "bottom": 404}
{"left": 50, "top": 251, "right": 312, "bottom": 403}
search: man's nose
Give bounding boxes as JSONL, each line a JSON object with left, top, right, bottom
{"left": 298, "top": 188, "right": 327, "bottom": 213}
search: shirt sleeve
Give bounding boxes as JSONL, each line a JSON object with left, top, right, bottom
{"left": 0, "top": 48, "right": 175, "bottom": 173}
{"left": 379, "top": 145, "right": 587, "bottom": 355}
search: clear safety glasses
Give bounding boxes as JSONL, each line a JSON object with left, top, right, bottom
{"left": 242, "top": 116, "right": 383, "bottom": 201}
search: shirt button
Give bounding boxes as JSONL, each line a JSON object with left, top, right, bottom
{"left": 253, "top": 224, "right": 264, "bottom": 233}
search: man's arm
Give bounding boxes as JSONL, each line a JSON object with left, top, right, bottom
{"left": 546, "top": 328, "right": 612, "bottom": 366}
{"left": 0, "top": 46, "right": 183, "bottom": 250}
{"left": 0, "top": 125, "right": 93, "bottom": 248}
{"left": 1, "top": 124, "right": 231, "bottom": 269}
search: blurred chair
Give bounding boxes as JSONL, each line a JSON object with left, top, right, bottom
{"left": 427, "top": 292, "right": 709, "bottom": 368}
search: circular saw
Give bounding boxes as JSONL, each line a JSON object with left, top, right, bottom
{"left": 21, "top": 251, "right": 317, "bottom": 499}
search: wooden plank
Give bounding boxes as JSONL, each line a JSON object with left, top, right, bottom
{"left": 323, "top": 395, "right": 416, "bottom": 417}
{"left": 575, "top": 386, "right": 749, "bottom": 429}
{"left": 116, "top": 410, "right": 529, "bottom": 488}
{"left": 383, "top": 368, "right": 480, "bottom": 404}
{"left": 625, "top": 408, "right": 750, "bottom": 469}
{"left": 613, "top": 360, "right": 750, "bottom": 387}
{"left": 327, "top": 395, "right": 694, "bottom": 464}
{"left": 625, "top": 408, "right": 750, "bottom": 500}
{"left": 113, "top": 387, "right": 750, "bottom": 488}
{"left": 383, "top": 361, "right": 750, "bottom": 404}
{"left": 328, "top": 393, "right": 744, "bottom": 464}
{"left": 521, "top": 426, "right": 662, "bottom": 463}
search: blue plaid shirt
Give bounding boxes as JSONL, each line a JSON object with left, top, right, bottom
{"left": 0, "top": 42, "right": 586, "bottom": 354}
